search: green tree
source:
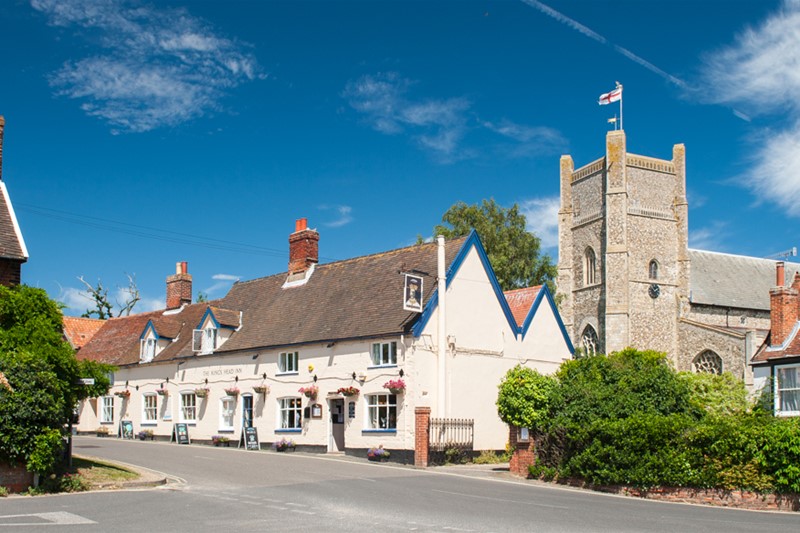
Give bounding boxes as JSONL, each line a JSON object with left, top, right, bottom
{"left": 428, "top": 199, "right": 556, "bottom": 291}
{"left": 0, "top": 285, "right": 113, "bottom": 475}
{"left": 496, "top": 365, "right": 557, "bottom": 430}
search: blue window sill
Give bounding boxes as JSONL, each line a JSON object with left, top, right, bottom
{"left": 275, "top": 428, "right": 302, "bottom": 433}
{"left": 141, "top": 422, "right": 157, "bottom": 427}
{"left": 362, "top": 429, "right": 397, "bottom": 434}
{"left": 367, "top": 364, "right": 398, "bottom": 370}
{"left": 217, "top": 429, "right": 234, "bottom": 433}
{"left": 276, "top": 372, "right": 299, "bottom": 377}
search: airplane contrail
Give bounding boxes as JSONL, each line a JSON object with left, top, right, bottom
{"left": 520, "top": 0, "right": 687, "bottom": 89}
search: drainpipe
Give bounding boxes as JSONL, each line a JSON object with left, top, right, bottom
{"left": 437, "top": 235, "right": 447, "bottom": 417}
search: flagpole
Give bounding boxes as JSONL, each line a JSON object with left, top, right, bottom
{"left": 617, "top": 82, "right": 624, "bottom": 131}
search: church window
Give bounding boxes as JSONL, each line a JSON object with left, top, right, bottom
{"left": 580, "top": 325, "right": 599, "bottom": 357}
{"left": 583, "top": 248, "right": 597, "bottom": 286}
{"left": 692, "top": 350, "right": 723, "bottom": 375}
{"left": 649, "top": 260, "right": 659, "bottom": 280}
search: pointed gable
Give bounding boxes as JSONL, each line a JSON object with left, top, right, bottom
{"left": 62, "top": 316, "right": 105, "bottom": 350}
{"left": 505, "top": 286, "right": 542, "bottom": 327}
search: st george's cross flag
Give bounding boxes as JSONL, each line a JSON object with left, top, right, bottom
{"left": 598, "top": 86, "right": 622, "bottom": 105}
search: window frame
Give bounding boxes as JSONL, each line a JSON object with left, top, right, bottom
{"left": 99, "top": 396, "right": 114, "bottom": 424}
{"left": 278, "top": 351, "right": 299, "bottom": 374}
{"left": 180, "top": 392, "right": 198, "bottom": 423}
{"left": 140, "top": 337, "right": 158, "bottom": 363}
{"left": 775, "top": 363, "right": 800, "bottom": 417}
{"left": 193, "top": 327, "right": 218, "bottom": 354}
{"left": 583, "top": 247, "right": 597, "bottom": 286}
{"left": 219, "top": 396, "right": 236, "bottom": 432}
{"left": 370, "top": 341, "right": 397, "bottom": 367}
{"left": 365, "top": 393, "right": 398, "bottom": 431}
{"left": 648, "top": 259, "right": 659, "bottom": 281}
{"left": 277, "top": 397, "right": 302, "bottom": 431}
{"left": 142, "top": 393, "right": 158, "bottom": 425}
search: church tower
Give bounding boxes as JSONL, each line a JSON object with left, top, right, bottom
{"left": 557, "top": 130, "right": 689, "bottom": 361}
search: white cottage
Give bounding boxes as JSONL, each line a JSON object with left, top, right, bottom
{"left": 75, "top": 219, "right": 573, "bottom": 462}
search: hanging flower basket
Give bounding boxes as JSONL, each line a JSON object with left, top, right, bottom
{"left": 253, "top": 385, "right": 270, "bottom": 395}
{"left": 156, "top": 388, "right": 168, "bottom": 396}
{"left": 115, "top": 390, "right": 131, "bottom": 398}
{"left": 383, "top": 379, "right": 405, "bottom": 395}
{"left": 337, "top": 386, "right": 360, "bottom": 397}
{"left": 194, "top": 387, "right": 209, "bottom": 398}
{"left": 224, "top": 387, "right": 240, "bottom": 396}
{"left": 298, "top": 385, "right": 318, "bottom": 399}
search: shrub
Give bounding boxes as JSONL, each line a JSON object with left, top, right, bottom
{"left": 680, "top": 371, "right": 749, "bottom": 416}
{"left": 0, "top": 486, "right": 7, "bottom": 497}
{"left": 496, "top": 365, "right": 557, "bottom": 430}
{"left": 753, "top": 417, "right": 800, "bottom": 493}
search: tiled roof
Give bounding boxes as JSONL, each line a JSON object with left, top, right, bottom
{"left": 76, "top": 237, "right": 467, "bottom": 366}
{"left": 0, "top": 181, "right": 27, "bottom": 261}
{"left": 218, "top": 237, "right": 466, "bottom": 352}
{"left": 76, "top": 303, "right": 217, "bottom": 366}
{"left": 504, "top": 286, "right": 542, "bottom": 327}
{"left": 752, "top": 329, "right": 800, "bottom": 364}
{"left": 689, "top": 249, "right": 800, "bottom": 311}
{"left": 62, "top": 316, "right": 105, "bottom": 349}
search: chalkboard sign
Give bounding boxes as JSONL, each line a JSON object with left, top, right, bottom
{"left": 173, "top": 423, "right": 190, "bottom": 445}
{"left": 241, "top": 426, "right": 260, "bottom": 451}
{"left": 120, "top": 420, "right": 134, "bottom": 439}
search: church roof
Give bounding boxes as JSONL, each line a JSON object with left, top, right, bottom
{"left": 688, "top": 249, "right": 800, "bottom": 311}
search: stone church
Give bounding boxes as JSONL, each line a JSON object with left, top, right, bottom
{"left": 556, "top": 129, "right": 798, "bottom": 384}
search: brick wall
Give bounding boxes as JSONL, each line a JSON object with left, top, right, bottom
{"left": 166, "top": 262, "right": 192, "bottom": 309}
{"left": 508, "top": 426, "right": 534, "bottom": 477}
{"left": 593, "top": 484, "right": 800, "bottom": 512}
{"left": 414, "top": 407, "right": 430, "bottom": 468}
{"left": 0, "top": 461, "right": 34, "bottom": 493}
{"left": 0, "top": 258, "right": 22, "bottom": 287}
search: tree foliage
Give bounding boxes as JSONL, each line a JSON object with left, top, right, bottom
{"left": 78, "top": 274, "right": 140, "bottom": 319}
{"left": 0, "top": 285, "right": 114, "bottom": 474}
{"left": 497, "top": 365, "right": 557, "bottom": 430}
{"left": 430, "top": 199, "right": 556, "bottom": 291}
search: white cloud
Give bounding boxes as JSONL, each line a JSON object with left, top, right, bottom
{"left": 58, "top": 286, "right": 93, "bottom": 313}
{"left": 700, "top": 0, "right": 800, "bottom": 217}
{"left": 31, "top": 0, "right": 261, "bottom": 132}
{"left": 519, "top": 197, "right": 560, "bottom": 249}
{"left": 58, "top": 284, "right": 162, "bottom": 314}
{"left": 344, "top": 73, "right": 563, "bottom": 161}
{"left": 689, "top": 221, "right": 730, "bottom": 252}
{"left": 319, "top": 205, "right": 353, "bottom": 228}
{"left": 204, "top": 273, "right": 239, "bottom": 296}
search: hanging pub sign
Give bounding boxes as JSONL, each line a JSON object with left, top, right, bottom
{"left": 403, "top": 274, "right": 423, "bottom": 313}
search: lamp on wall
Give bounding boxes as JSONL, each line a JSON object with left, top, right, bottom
{"left": 235, "top": 376, "right": 239, "bottom": 383}
{"left": 399, "top": 369, "right": 404, "bottom": 377}
{"left": 352, "top": 372, "right": 357, "bottom": 380}
{"left": 204, "top": 378, "right": 208, "bottom": 385}
{"left": 262, "top": 373, "right": 267, "bottom": 380}
{"left": 313, "top": 374, "right": 318, "bottom": 382}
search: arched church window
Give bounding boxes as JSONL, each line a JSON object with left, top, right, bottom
{"left": 584, "top": 248, "right": 597, "bottom": 286}
{"left": 581, "top": 325, "right": 599, "bottom": 357}
{"left": 649, "top": 260, "right": 659, "bottom": 280}
{"left": 692, "top": 350, "right": 723, "bottom": 375}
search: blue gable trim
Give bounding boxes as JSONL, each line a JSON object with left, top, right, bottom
{"left": 139, "top": 320, "right": 161, "bottom": 341}
{"left": 197, "top": 307, "right": 220, "bottom": 330}
{"left": 519, "top": 285, "right": 575, "bottom": 354}
{"left": 411, "top": 230, "right": 520, "bottom": 337}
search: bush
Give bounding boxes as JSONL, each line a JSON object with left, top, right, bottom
{"left": 497, "top": 366, "right": 557, "bottom": 430}
{"left": 680, "top": 371, "right": 749, "bottom": 416}
{"left": 753, "top": 417, "right": 800, "bottom": 493}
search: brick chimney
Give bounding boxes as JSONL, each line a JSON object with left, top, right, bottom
{"left": 288, "top": 218, "right": 319, "bottom": 274}
{"left": 166, "top": 261, "right": 192, "bottom": 309}
{"left": 769, "top": 262, "right": 798, "bottom": 346}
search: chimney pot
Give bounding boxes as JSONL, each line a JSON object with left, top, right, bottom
{"left": 295, "top": 218, "right": 307, "bottom": 233}
{"left": 777, "top": 261, "right": 785, "bottom": 287}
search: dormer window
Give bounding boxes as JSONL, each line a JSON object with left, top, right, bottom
{"left": 193, "top": 327, "right": 218, "bottom": 355}
{"left": 140, "top": 338, "right": 157, "bottom": 363}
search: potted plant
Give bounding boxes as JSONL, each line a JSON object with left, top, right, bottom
{"left": 137, "top": 429, "right": 154, "bottom": 441}
{"left": 298, "top": 385, "right": 318, "bottom": 399}
{"left": 337, "top": 386, "right": 359, "bottom": 397}
{"left": 156, "top": 387, "right": 168, "bottom": 396}
{"left": 224, "top": 387, "right": 240, "bottom": 396}
{"left": 96, "top": 426, "right": 109, "bottom": 438}
{"left": 194, "top": 387, "right": 209, "bottom": 398}
{"left": 273, "top": 438, "right": 295, "bottom": 452}
{"left": 253, "top": 385, "right": 269, "bottom": 394}
{"left": 383, "top": 379, "right": 405, "bottom": 395}
{"left": 114, "top": 389, "right": 131, "bottom": 398}
{"left": 212, "top": 435, "right": 231, "bottom": 447}
{"left": 367, "top": 445, "right": 391, "bottom": 462}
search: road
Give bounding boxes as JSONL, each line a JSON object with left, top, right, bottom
{"left": 0, "top": 436, "right": 799, "bottom": 532}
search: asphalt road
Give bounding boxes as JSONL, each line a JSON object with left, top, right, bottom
{"left": 1, "top": 437, "right": 799, "bottom": 532}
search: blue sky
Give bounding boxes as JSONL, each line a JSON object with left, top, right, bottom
{"left": 1, "top": 0, "right": 797, "bottom": 316}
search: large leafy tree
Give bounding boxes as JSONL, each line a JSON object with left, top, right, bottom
{"left": 0, "top": 285, "right": 113, "bottom": 474}
{"left": 430, "top": 199, "right": 556, "bottom": 291}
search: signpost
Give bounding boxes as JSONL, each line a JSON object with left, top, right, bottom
{"left": 173, "top": 423, "right": 190, "bottom": 444}
{"left": 240, "top": 426, "right": 260, "bottom": 451}
{"left": 120, "top": 420, "right": 134, "bottom": 439}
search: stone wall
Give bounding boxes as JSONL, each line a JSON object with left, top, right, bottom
{"left": 0, "top": 461, "right": 33, "bottom": 493}
{"left": 678, "top": 320, "right": 747, "bottom": 377}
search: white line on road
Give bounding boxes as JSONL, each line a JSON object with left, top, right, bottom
{"left": 432, "top": 489, "right": 570, "bottom": 509}
{"left": 0, "top": 512, "right": 96, "bottom": 526}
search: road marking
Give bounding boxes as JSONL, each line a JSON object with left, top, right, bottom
{"left": 0, "top": 512, "right": 96, "bottom": 526}
{"left": 432, "top": 489, "right": 569, "bottom": 510}
{"left": 290, "top": 509, "right": 316, "bottom": 515}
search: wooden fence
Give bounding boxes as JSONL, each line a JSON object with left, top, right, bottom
{"left": 429, "top": 418, "right": 474, "bottom": 464}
